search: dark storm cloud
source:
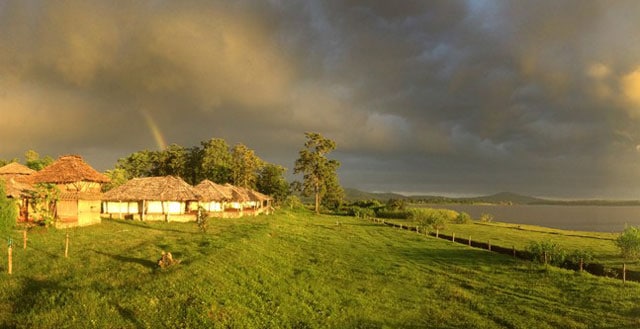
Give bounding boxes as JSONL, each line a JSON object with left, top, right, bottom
{"left": 2, "top": 0, "right": 640, "bottom": 198}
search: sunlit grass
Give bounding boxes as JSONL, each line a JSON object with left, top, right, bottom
{"left": 0, "top": 210, "right": 639, "bottom": 328}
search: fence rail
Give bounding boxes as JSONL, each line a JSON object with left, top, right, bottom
{"left": 367, "top": 217, "right": 639, "bottom": 283}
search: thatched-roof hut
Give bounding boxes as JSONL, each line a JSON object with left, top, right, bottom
{"left": 0, "top": 162, "right": 36, "bottom": 176}
{"left": 0, "top": 162, "right": 35, "bottom": 221}
{"left": 193, "top": 180, "right": 231, "bottom": 213}
{"left": 102, "top": 176, "right": 200, "bottom": 222}
{"left": 31, "top": 155, "right": 109, "bottom": 227}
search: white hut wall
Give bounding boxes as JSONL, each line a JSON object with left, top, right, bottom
{"left": 147, "top": 201, "right": 187, "bottom": 215}
{"left": 103, "top": 201, "right": 139, "bottom": 215}
{"left": 77, "top": 199, "right": 102, "bottom": 226}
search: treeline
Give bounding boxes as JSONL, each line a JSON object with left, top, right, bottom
{"left": 106, "top": 138, "right": 290, "bottom": 203}
{"left": 0, "top": 150, "right": 54, "bottom": 171}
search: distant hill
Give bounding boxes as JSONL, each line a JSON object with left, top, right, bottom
{"left": 343, "top": 188, "right": 407, "bottom": 202}
{"left": 344, "top": 188, "right": 640, "bottom": 206}
{"left": 464, "top": 192, "right": 547, "bottom": 205}
{"left": 344, "top": 189, "right": 546, "bottom": 205}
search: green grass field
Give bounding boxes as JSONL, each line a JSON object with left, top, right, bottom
{"left": 382, "top": 215, "right": 639, "bottom": 271}
{"left": 1, "top": 210, "right": 640, "bottom": 328}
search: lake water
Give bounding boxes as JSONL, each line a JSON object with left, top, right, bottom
{"left": 426, "top": 204, "right": 640, "bottom": 233}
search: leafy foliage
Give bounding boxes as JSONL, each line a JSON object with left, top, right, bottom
{"left": 231, "top": 143, "right": 262, "bottom": 189}
{"left": 293, "top": 132, "right": 344, "bottom": 213}
{"left": 480, "top": 213, "right": 494, "bottom": 222}
{"left": 409, "top": 208, "right": 457, "bottom": 231}
{"left": 0, "top": 181, "right": 17, "bottom": 236}
{"left": 615, "top": 226, "right": 640, "bottom": 259}
{"left": 113, "top": 137, "right": 289, "bottom": 198}
{"left": 256, "top": 164, "right": 290, "bottom": 205}
{"left": 24, "top": 150, "right": 53, "bottom": 171}
{"left": 26, "top": 183, "right": 60, "bottom": 226}
{"left": 454, "top": 212, "right": 472, "bottom": 224}
{"left": 526, "top": 240, "right": 566, "bottom": 266}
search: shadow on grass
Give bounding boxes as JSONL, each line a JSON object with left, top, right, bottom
{"left": 90, "top": 249, "right": 156, "bottom": 269}
{"left": 9, "top": 277, "right": 65, "bottom": 325}
{"left": 115, "top": 304, "right": 145, "bottom": 329}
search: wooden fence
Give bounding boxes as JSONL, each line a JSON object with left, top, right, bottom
{"left": 367, "top": 217, "right": 640, "bottom": 283}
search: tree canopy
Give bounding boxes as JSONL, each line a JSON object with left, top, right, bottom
{"left": 294, "top": 132, "right": 344, "bottom": 213}
{"left": 112, "top": 138, "right": 289, "bottom": 199}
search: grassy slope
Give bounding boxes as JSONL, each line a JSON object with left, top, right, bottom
{"left": 385, "top": 216, "right": 638, "bottom": 270}
{"left": 0, "top": 210, "right": 639, "bottom": 328}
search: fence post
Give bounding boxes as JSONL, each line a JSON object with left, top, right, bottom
{"left": 579, "top": 258, "right": 584, "bottom": 272}
{"left": 452, "top": 233, "right": 455, "bottom": 243}
{"left": 65, "top": 232, "right": 69, "bottom": 258}
{"left": 8, "top": 244, "right": 12, "bottom": 275}
{"left": 436, "top": 229, "right": 439, "bottom": 238}
{"left": 468, "top": 235, "right": 471, "bottom": 247}
{"left": 488, "top": 240, "right": 491, "bottom": 251}
{"left": 23, "top": 230, "right": 27, "bottom": 250}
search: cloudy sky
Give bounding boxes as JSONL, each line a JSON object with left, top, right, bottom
{"left": 2, "top": 0, "right": 640, "bottom": 199}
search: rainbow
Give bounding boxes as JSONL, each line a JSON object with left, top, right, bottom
{"left": 140, "top": 109, "right": 167, "bottom": 151}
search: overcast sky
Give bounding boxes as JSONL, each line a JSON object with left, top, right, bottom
{"left": 2, "top": 1, "right": 640, "bottom": 199}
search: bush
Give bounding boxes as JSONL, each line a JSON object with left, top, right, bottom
{"left": 480, "top": 213, "right": 494, "bottom": 223}
{"left": 0, "top": 181, "right": 17, "bottom": 236}
{"left": 410, "top": 209, "right": 449, "bottom": 231}
{"left": 615, "top": 226, "right": 640, "bottom": 259}
{"left": 349, "top": 206, "right": 375, "bottom": 219}
{"left": 375, "top": 209, "right": 411, "bottom": 219}
{"left": 526, "top": 240, "right": 566, "bottom": 266}
{"left": 454, "top": 212, "right": 472, "bottom": 224}
{"left": 567, "top": 249, "right": 594, "bottom": 271}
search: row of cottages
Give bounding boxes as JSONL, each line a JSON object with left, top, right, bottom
{"left": 0, "top": 155, "right": 110, "bottom": 227}
{"left": 102, "top": 176, "right": 272, "bottom": 221}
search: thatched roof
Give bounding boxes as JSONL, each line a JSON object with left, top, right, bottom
{"left": 222, "top": 184, "right": 250, "bottom": 202}
{"left": 0, "top": 162, "right": 36, "bottom": 176}
{"left": 32, "top": 155, "right": 110, "bottom": 184}
{"left": 1, "top": 177, "right": 33, "bottom": 198}
{"left": 194, "top": 180, "right": 232, "bottom": 202}
{"left": 102, "top": 176, "right": 200, "bottom": 201}
{"left": 243, "top": 188, "right": 272, "bottom": 202}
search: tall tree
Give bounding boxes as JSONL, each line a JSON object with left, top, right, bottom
{"left": 294, "top": 132, "right": 343, "bottom": 213}
{"left": 116, "top": 150, "right": 156, "bottom": 178}
{"left": 153, "top": 144, "right": 188, "bottom": 177}
{"left": 200, "top": 138, "right": 232, "bottom": 184}
{"left": 257, "top": 163, "right": 290, "bottom": 205}
{"left": 24, "top": 150, "right": 53, "bottom": 171}
{"left": 102, "top": 168, "right": 129, "bottom": 192}
{"left": 231, "top": 143, "right": 262, "bottom": 189}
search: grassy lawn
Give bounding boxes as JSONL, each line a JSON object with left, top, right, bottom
{"left": 1, "top": 209, "right": 639, "bottom": 328}
{"left": 383, "top": 215, "right": 639, "bottom": 271}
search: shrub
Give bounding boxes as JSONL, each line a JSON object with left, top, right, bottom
{"left": 410, "top": 209, "right": 448, "bottom": 231}
{"left": 375, "top": 209, "right": 411, "bottom": 219}
{"left": 349, "top": 206, "right": 375, "bottom": 219}
{"left": 454, "top": 212, "right": 472, "bottom": 224}
{"left": 615, "top": 226, "right": 640, "bottom": 259}
{"left": 567, "top": 249, "right": 594, "bottom": 271}
{"left": 526, "top": 240, "right": 566, "bottom": 266}
{"left": 480, "top": 213, "right": 494, "bottom": 223}
{"left": 283, "top": 195, "right": 305, "bottom": 210}
{"left": 0, "top": 181, "right": 17, "bottom": 236}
